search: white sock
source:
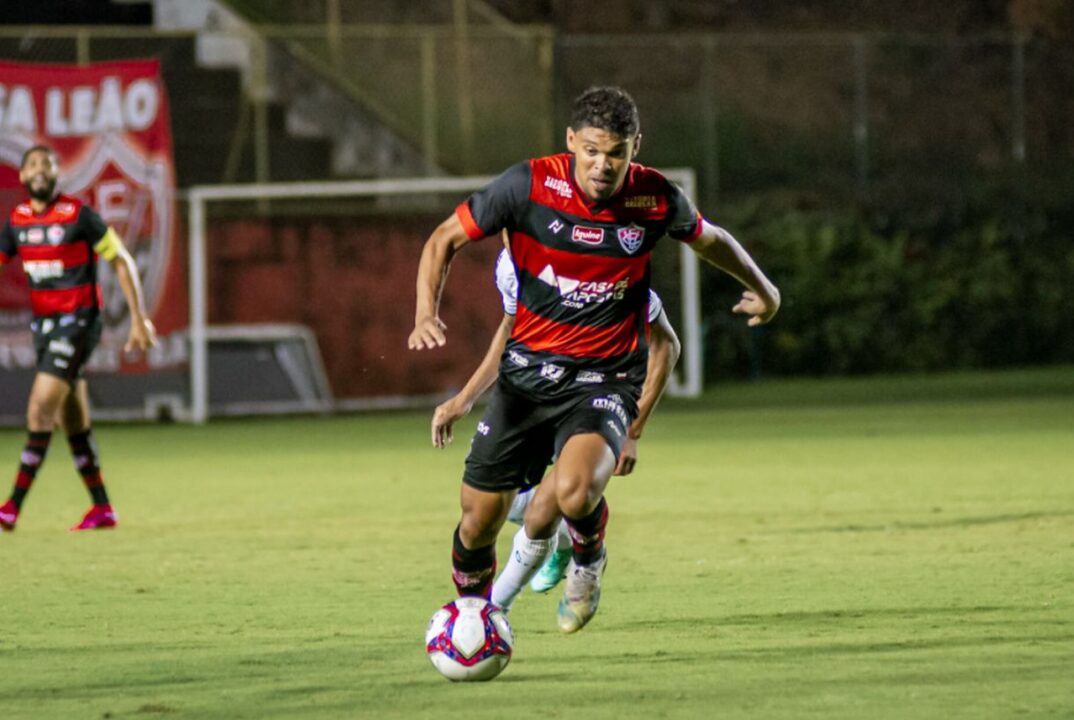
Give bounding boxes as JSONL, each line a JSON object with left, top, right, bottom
{"left": 491, "top": 527, "right": 553, "bottom": 612}
{"left": 555, "top": 519, "right": 571, "bottom": 553}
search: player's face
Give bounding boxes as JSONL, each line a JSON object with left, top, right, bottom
{"left": 20, "top": 150, "right": 60, "bottom": 202}
{"left": 567, "top": 126, "right": 640, "bottom": 202}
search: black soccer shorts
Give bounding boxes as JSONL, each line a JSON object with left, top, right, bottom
{"left": 461, "top": 378, "right": 639, "bottom": 493}
{"left": 31, "top": 312, "right": 102, "bottom": 383}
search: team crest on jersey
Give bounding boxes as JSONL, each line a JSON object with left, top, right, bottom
{"left": 572, "top": 225, "right": 604, "bottom": 246}
{"left": 617, "top": 223, "right": 645, "bottom": 254}
{"left": 47, "top": 225, "right": 66, "bottom": 245}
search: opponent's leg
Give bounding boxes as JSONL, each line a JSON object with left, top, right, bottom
{"left": 491, "top": 473, "right": 560, "bottom": 612}
{"left": 61, "top": 380, "right": 117, "bottom": 531}
{"left": 554, "top": 433, "right": 616, "bottom": 633}
{"left": 452, "top": 484, "right": 514, "bottom": 599}
{"left": 1, "top": 373, "right": 69, "bottom": 531}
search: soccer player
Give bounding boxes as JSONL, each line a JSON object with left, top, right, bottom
{"left": 431, "top": 246, "right": 681, "bottom": 610}
{"left": 0, "top": 145, "right": 157, "bottom": 532}
{"left": 409, "top": 86, "right": 780, "bottom": 633}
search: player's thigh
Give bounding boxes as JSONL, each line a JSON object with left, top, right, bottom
{"left": 553, "top": 433, "right": 617, "bottom": 516}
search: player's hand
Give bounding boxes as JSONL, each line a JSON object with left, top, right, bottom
{"left": 409, "top": 316, "right": 447, "bottom": 350}
{"left": 432, "top": 396, "right": 472, "bottom": 448}
{"left": 732, "top": 288, "right": 780, "bottom": 327}
{"left": 125, "top": 316, "right": 157, "bottom": 353}
{"left": 614, "top": 437, "right": 638, "bottom": 476}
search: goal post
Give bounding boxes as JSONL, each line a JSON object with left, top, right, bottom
{"left": 186, "top": 170, "right": 702, "bottom": 424}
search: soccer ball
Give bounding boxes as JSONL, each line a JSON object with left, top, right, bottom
{"left": 425, "top": 597, "right": 513, "bottom": 681}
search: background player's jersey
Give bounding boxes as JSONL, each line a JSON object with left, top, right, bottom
{"left": 495, "top": 247, "right": 664, "bottom": 323}
{"left": 458, "top": 153, "right": 701, "bottom": 398}
{"left": 0, "top": 195, "right": 112, "bottom": 319}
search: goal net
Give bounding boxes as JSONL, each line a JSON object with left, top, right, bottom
{"left": 181, "top": 171, "right": 702, "bottom": 423}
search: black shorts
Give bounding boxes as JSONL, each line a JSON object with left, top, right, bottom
{"left": 462, "top": 379, "right": 639, "bottom": 493}
{"left": 31, "top": 313, "right": 102, "bottom": 383}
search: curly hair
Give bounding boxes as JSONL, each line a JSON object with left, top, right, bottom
{"left": 568, "top": 86, "right": 640, "bottom": 138}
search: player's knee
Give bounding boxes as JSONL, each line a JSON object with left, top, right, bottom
{"left": 458, "top": 511, "right": 499, "bottom": 549}
{"left": 555, "top": 471, "right": 601, "bottom": 518}
{"left": 26, "top": 399, "right": 59, "bottom": 430}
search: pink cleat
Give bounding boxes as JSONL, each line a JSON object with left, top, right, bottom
{"left": 70, "top": 504, "right": 118, "bottom": 531}
{"left": 0, "top": 499, "right": 18, "bottom": 531}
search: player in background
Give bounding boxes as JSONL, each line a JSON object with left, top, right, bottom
{"left": 410, "top": 86, "right": 779, "bottom": 633}
{"left": 431, "top": 246, "right": 681, "bottom": 610}
{"left": 0, "top": 145, "right": 157, "bottom": 532}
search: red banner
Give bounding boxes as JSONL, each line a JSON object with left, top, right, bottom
{"left": 0, "top": 59, "right": 185, "bottom": 373}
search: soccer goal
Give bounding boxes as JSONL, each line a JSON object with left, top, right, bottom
{"left": 186, "top": 171, "right": 702, "bottom": 424}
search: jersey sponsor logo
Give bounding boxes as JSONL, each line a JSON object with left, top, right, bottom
{"left": 477, "top": 421, "right": 491, "bottom": 436}
{"left": 55, "top": 202, "right": 77, "bottom": 217}
{"left": 23, "top": 259, "right": 64, "bottom": 282}
{"left": 571, "top": 225, "right": 604, "bottom": 246}
{"left": 48, "top": 338, "right": 76, "bottom": 357}
{"left": 606, "top": 420, "right": 623, "bottom": 437}
{"left": 624, "top": 195, "right": 657, "bottom": 209}
{"left": 544, "top": 176, "right": 573, "bottom": 198}
{"left": 47, "top": 225, "right": 66, "bottom": 245}
{"left": 15, "top": 205, "right": 32, "bottom": 217}
{"left": 27, "top": 228, "right": 45, "bottom": 244}
{"left": 508, "top": 350, "right": 530, "bottom": 367}
{"left": 540, "top": 363, "right": 565, "bottom": 382}
{"left": 537, "top": 264, "right": 627, "bottom": 308}
{"left": 576, "top": 370, "right": 605, "bottom": 384}
{"left": 548, "top": 219, "right": 565, "bottom": 234}
{"left": 592, "top": 395, "right": 629, "bottom": 426}
{"left": 617, "top": 223, "right": 645, "bottom": 254}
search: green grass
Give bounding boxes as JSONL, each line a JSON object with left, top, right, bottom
{"left": 3, "top": 367, "right": 1073, "bottom": 719}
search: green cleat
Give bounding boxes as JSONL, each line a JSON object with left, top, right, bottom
{"left": 529, "top": 546, "right": 572, "bottom": 594}
{"left": 556, "top": 551, "right": 607, "bottom": 634}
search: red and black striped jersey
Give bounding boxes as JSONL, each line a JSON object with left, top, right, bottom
{"left": 0, "top": 194, "right": 110, "bottom": 318}
{"left": 456, "top": 153, "right": 702, "bottom": 398}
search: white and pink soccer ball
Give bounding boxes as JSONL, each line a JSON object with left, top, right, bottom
{"left": 425, "top": 597, "right": 513, "bottom": 681}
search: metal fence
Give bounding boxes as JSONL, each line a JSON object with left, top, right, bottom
{"left": 3, "top": 26, "right": 1071, "bottom": 209}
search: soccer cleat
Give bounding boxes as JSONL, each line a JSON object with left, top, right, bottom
{"left": 556, "top": 550, "right": 607, "bottom": 634}
{"left": 70, "top": 504, "right": 117, "bottom": 531}
{"left": 0, "top": 500, "right": 18, "bottom": 531}
{"left": 529, "top": 545, "right": 572, "bottom": 594}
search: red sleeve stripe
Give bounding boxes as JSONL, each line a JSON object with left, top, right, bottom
{"left": 455, "top": 202, "right": 486, "bottom": 241}
{"left": 513, "top": 304, "right": 639, "bottom": 358}
{"left": 30, "top": 285, "right": 96, "bottom": 316}
{"left": 16, "top": 242, "right": 91, "bottom": 265}
{"left": 682, "top": 213, "right": 703, "bottom": 243}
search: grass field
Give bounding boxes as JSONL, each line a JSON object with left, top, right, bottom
{"left": 2, "top": 367, "right": 1073, "bottom": 719}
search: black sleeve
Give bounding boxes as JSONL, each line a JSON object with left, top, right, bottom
{"left": 0, "top": 220, "right": 15, "bottom": 261}
{"left": 664, "top": 180, "right": 703, "bottom": 241}
{"left": 78, "top": 205, "right": 109, "bottom": 243}
{"left": 465, "top": 161, "right": 531, "bottom": 236}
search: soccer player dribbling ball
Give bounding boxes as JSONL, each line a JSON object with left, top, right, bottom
{"left": 0, "top": 145, "right": 157, "bottom": 532}
{"left": 430, "top": 244, "right": 682, "bottom": 613}
{"left": 409, "top": 86, "right": 780, "bottom": 633}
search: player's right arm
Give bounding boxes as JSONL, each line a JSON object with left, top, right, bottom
{"left": 410, "top": 162, "right": 530, "bottom": 351}
{"left": 0, "top": 220, "right": 15, "bottom": 270}
{"left": 432, "top": 313, "right": 515, "bottom": 448}
{"left": 409, "top": 213, "right": 474, "bottom": 350}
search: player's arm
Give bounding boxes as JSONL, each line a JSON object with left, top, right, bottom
{"left": 690, "top": 220, "right": 780, "bottom": 326}
{"left": 615, "top": 308, "right": 681, "bottom": 476}
{"left": 409, "top": 213, "right": 475, "bottom": 350}
{"left": 97, "top": 228, "right": 157, "bottom": 352}
{"left": 432, "top": 313, "right": 515, "bottom": 449}
{"left": 0, "top": 221, "right": 15, "bottom": 271}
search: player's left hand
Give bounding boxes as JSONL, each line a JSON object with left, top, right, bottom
{"left": 732, "top": 289, "right": 780, "bottom": 327}
{"left": 125, "top": 316, "right": 158, "bottom": 353}
{"left": 614, "top": 437, "right": 638, "bottom": 476}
